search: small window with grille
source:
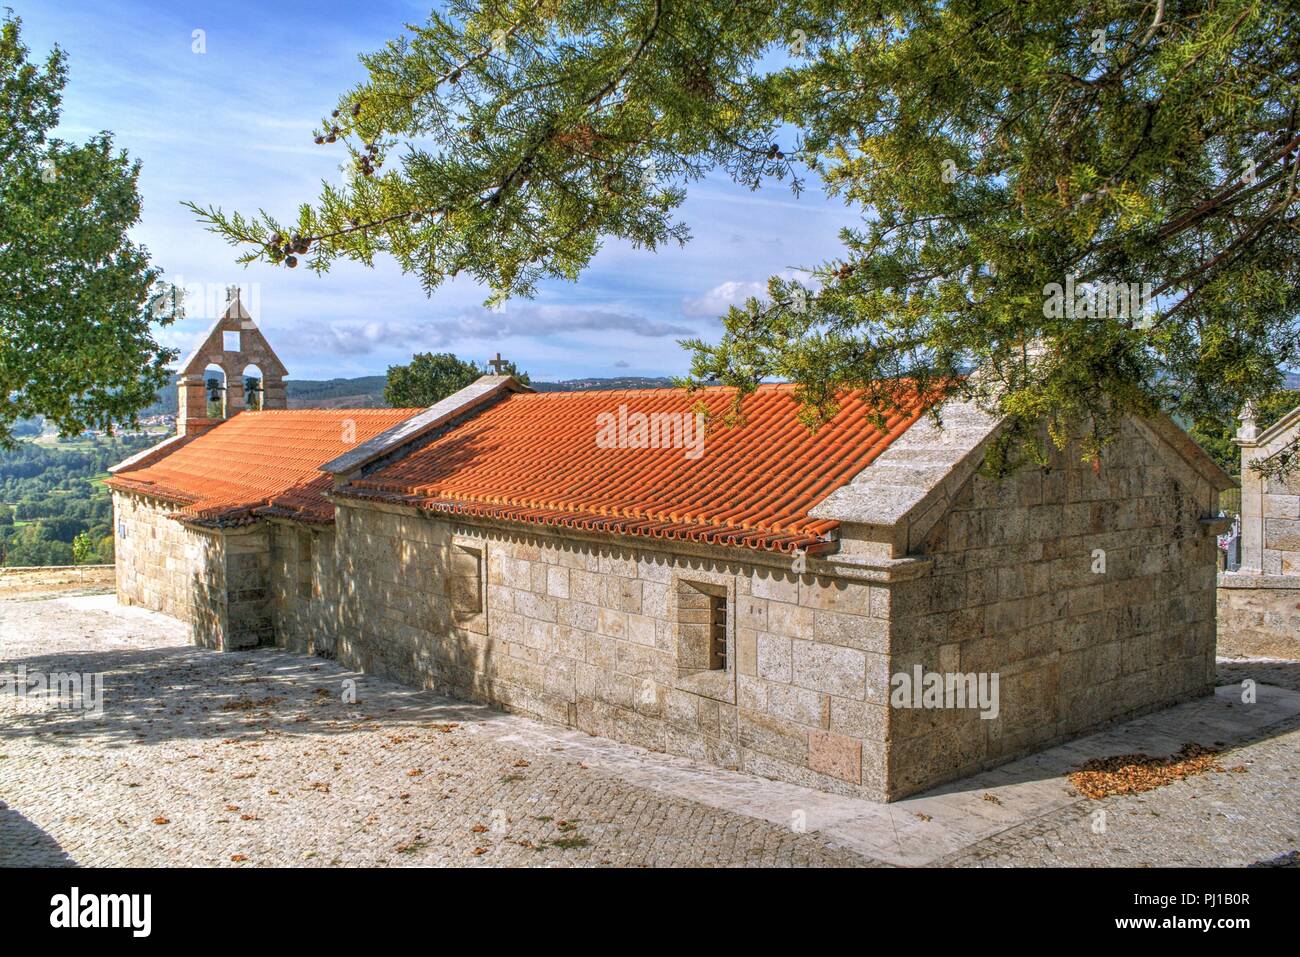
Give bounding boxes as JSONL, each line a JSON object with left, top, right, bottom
{"left": 677, "top": 579, "right": 729, "bottom": 675}
{"left": 708, "top": 593, "right": 727, "bottom": 671}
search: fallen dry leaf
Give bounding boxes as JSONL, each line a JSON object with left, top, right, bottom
{"left": 220, "top": 696, "right": 281, "bottom": 712}
{"left": 152, "top": 817, "right": 170, "bottom": 825}
{"left": 230, "top": 854, "right": 248, "bottom": 863}
{"left": 1068, "top": 743, "right": 1223, "bottom": 799}
{"left": 471, "top": 823, "right": 488, "bottom": 833}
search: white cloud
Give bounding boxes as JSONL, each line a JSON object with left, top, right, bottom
{"left": 681, "top": 280, "right": 769, "bottom": 318}
{"left": 287, "top": 305, "right": 696, "bottom": 357}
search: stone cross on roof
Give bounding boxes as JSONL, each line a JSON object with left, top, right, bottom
{"left": 488, "top": 352, "right": 509, "bottom": 374}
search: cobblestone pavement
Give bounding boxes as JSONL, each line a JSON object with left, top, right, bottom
{"left": 0, "top": 596, "right": 873, "bottom": 867}
{"left": 939, "top": 656, "right": 1300, "bottom": 868}
{"left": 2, "top": 595, "right": 1296, "bottom": 868}
{"left": 1217, "top": 658, "right": 1300, "bottom": 693}
{"left": 936, "top": 711, "right": 1300, "bottom": 867}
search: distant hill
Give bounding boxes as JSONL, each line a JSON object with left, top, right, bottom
{"left": 285, "top": 376, "right": 389, "bottom": 409}
{"left": 142, "top": 373, "right": 680, "bottom": 413}
{"left": 531, "top": 376, "right": 678, "bottom": 392}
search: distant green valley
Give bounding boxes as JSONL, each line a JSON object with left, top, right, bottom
{"left": 1, "top": 372, "right": 678, "bottom": 567}
{"left": 0, "top": 433, "right": 157, "bottom": 567}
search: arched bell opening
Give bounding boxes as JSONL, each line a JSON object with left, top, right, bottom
{"left": 243, "top": 364, "right": 264, "bottom": 412}
{"left": 204, "top": 364, "right": 227, "bottom": 419}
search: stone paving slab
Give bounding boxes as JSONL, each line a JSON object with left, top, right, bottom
{"left": 1, "top": 595, "right": 1297, "bottom": 868}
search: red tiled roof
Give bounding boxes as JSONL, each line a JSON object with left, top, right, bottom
{"left": 106, "top": 409, "right": 422, "bottom": 525}
{"left": 340, "top": 383, "right": 935, "bottom": 553}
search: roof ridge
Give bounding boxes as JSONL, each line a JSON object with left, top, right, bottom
{"left": 234, "top": 407, "right": 425, "bottom": 415}
{"left": 519, "top": 382, "right": 799, "bottom": 399}
{"left": 515, "top": 379, "right": 938, "bottom": 400}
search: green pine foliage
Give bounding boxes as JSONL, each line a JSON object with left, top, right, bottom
{"left": 190, "top": 1, "right": 1300, "bottom": 467}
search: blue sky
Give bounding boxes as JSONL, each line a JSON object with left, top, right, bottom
{"left": 15, "top": 0, "right": 858, "bottom": 381}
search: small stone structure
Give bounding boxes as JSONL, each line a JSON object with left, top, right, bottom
{"left": 1217, "top": 403, "right": 1300, "bottom": 657}
{"left": 108, "top": 319, "right": 1234, "bottom": 800}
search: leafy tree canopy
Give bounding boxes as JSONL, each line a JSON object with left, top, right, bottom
{"left": 191, "top": 0, "right": 1300, "bottom": 466}
{"left": 0, "top": 14, "right": 178, "bottom": 448}
{"left": 385, "top": 351, "right": 529, "bottom": 406}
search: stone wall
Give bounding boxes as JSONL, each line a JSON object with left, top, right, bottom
{"left": 1217, "top": 577, "right": 1300, "bottom": 658}
{"left": 328, "top": 416, "right": 1220, "bottom": 802}
{"left": 111, "top": 491, "right": 270, "bottom": 651}
{"left": 268, "top": 521, "right": 341, "bottom": 657}
{"left": 331, "top": 501, "right": 892, "bottom": 800}
{"left": 1258, "top": 469, "right": 1300, "bottom": 575}
{"left": 885, "top": 419, "right": 1220, "bottom": 798}
{"left": 112, "top": 491, "right": 213, "bottom": 623}
{"left": 222, "top": 525, "right": 272, "bottom": 649}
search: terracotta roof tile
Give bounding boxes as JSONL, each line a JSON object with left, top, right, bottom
{"left": 341, "top": 383, "right": 935, "bottom": 552}
{"left": 106, "top": 409, "right": 421, "bottom": 525}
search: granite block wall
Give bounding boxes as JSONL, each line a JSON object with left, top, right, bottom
{"left": 113, "top": 491, "right": 213, "bottom": 624}
{"left": 111, "top": 492, "right": 271, "bottom": 651}
{"left": 885, "top": 418, "right": 1220, "bottom": 797}
{"left": 331, "top": 501, "right": 892, "bottom": 799}
{"left": 268, "top": 521, "right": 341, "bottom": 657}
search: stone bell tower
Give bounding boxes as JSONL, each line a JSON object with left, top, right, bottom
{"left": 176, "top": 287, "right": 289, "bottom": 436}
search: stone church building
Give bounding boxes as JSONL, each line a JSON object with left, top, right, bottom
{"left": 108, "top": 296, "right": 1233, "bottom": 801}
